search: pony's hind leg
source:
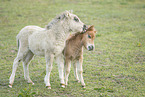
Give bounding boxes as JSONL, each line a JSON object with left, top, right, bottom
{"left": 9, "top": 47, "right": 28, "bottom": 88}
{"left": 9, "top": 56, "right": 22, "bottom": 88}
{"left": 9, "top": 39, "right": 30, "bottom": 88}
{"left": 23, "top": 50, "right": 34, "bottom": 85}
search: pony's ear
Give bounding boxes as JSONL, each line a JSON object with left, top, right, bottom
{"left": 87, "top": 25, "right": 94, "bottom": 31}
{"left": 69, "top": 10, "right": 73, "bottom": 13}
{"left": 64, "top": 11, "right": 71, "bottom": 18}
{"left": 90, "top": 25, "right": 94, "bottom": 29}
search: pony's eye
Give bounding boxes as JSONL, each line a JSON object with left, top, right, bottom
{"left": 74, "top": 17, "right": 79, "bottom": 22}
{"left": 88, "top": 35, "right": 91, "bottom": 38}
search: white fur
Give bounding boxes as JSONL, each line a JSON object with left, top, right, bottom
{"left": 9, "top": 11, "right": 85, "bottom": 88}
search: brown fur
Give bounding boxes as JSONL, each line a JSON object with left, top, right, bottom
{"left": 63, "top": 25, "right": 96, "bottom": 87}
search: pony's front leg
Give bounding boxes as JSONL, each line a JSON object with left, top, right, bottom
{"left": 44, "top": 54, "right": 54, "bottom": 89}
{"left": 76, "top": 58, "right": 85, "bottom": 88}
{"left": 56, "top": 55, "right": 65, "bottom": 88}
{"left": 73, "top": 62, "right": 79, "bottom": 82}
{"left": 65, "top": 59, "right": 71, "bottom": 86}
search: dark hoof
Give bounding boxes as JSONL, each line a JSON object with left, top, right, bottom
{"left": 46, "top": 86, "right": 51, "bottom": 89}
{"left": 82, "top": 85, "right": 86, "bottom": 88}
{"left": 60, "top": 83, "right": 65, "bottom": 88}
{"left": 8, "top": 84, "right": 12, "bottom": 88}
{"left": 76, "top": 80, "right": 80, "bottom": 83}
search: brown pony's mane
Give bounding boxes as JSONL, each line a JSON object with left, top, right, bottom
{"left": 67, "top": 32, "right": 83, "bottom": 42}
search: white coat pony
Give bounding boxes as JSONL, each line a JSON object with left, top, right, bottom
{"left": 9, "top": 11, "right": 87, "bottom": 89}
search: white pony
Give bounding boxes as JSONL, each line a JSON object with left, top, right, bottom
{"left": 9, "top": 11, "right": 87, "bottom": 89}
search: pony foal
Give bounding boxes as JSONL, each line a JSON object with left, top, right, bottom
{"left": 63, "top": 25, "right": 96, "bottom": 88}
{"left": 9, "top": 11, "right": 87, "bottom": 89}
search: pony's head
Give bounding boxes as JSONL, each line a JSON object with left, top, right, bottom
{"left": 82, "top": 25, "right": 97, "bottom": 51}
{"left": 63, "top": 11, "right": 87, "bottom": 33}
{"left": 46, "top": 11, "right": 87, "bottom": 33}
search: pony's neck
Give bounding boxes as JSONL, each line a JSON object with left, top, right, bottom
{"left": 48, "top": 22, "right": 71, "bottom": 44}
{"left": 76, "top": 34, "right": 84, "bottom": 48}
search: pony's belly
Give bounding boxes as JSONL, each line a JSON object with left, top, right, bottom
{"left": 28, "top": 39, "right": 46, "bottom": 56}
{"left": 29, "top": 46, "right": 45, "bottom": 56}
{"left": 29, "top": 45, "right": 64, "bottom": 57}
{"left": 32, "top": 50, "right": 45, "bottom": 56}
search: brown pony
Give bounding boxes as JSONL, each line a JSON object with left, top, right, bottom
{"left": 63, "top": 25, "right": 96, "bottom": 88}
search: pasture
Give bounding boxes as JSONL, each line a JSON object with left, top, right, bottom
{"left": 0, "top": 0, "right": 145, "bottom": 96}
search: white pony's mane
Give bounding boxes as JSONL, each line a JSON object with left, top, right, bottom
{"left": 45, "top": 10, "right": 73, "bottom": 29}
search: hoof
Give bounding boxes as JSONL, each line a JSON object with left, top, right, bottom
{"left": 82, "top": 85, "right": 86, "bottom": 88}
{"left": 60, "top": 83, "right": 65, "bottom": 88}
{"left": 46, "top": 86, "right": 51, "bottom": 89}
{"left": 8, "top": 84, "right": 12, "bottom": 88}
{"left": 76, "top": 80, "right": 80, "bottom": 83}
{"left": 28, "top": 81, "right": 34, "bottom": 85}
{"left": 28, "top": 82, "right": 34, "bottom": 85}
{"left": 61, "top": 85, "right": 65, "bottom": 88}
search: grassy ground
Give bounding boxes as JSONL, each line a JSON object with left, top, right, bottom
{"left": 0, "top": 0, "right": 145, "bottom": 97}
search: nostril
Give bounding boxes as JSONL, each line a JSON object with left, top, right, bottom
{"left": 85, "top": 25, "right": 88, "bottom": 29}
{"left": 91, "top": 46, "right": 94, "bottom": 50}
{"left": 88, "top": 46, "right": 91, "bottom": 49}
{"left": 83, "top": 25, "right": 88, "bottom": 30}
{"left": 88, "top": 45, "right": 94, "bottom": 51}
{"left": 83, "top": 25, "right": 86, "bottom": 28}
{"left": 82, "top": 25, "right": 87, "bottom": 33}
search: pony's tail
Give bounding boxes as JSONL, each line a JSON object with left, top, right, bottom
{"left": 17, "top": 39, "right": 20, "bottom": 48}
{"left": 16, "top": 34, "right": 20, "bottom": 49}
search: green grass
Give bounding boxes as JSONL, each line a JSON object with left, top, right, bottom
{"left": 0, "top": 0, "right": 145, "bottom": 96}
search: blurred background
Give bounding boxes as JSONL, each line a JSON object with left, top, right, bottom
{"left": 0, "top": 0, "right": 144, "bottom": 97}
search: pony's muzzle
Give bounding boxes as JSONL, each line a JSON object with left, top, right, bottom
{"left": 88, "top": 45, "right": 94, "bottom": 51}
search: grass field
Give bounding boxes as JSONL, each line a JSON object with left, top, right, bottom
{"left": 0, "top": 0, "right": 145, "bottom": 97}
